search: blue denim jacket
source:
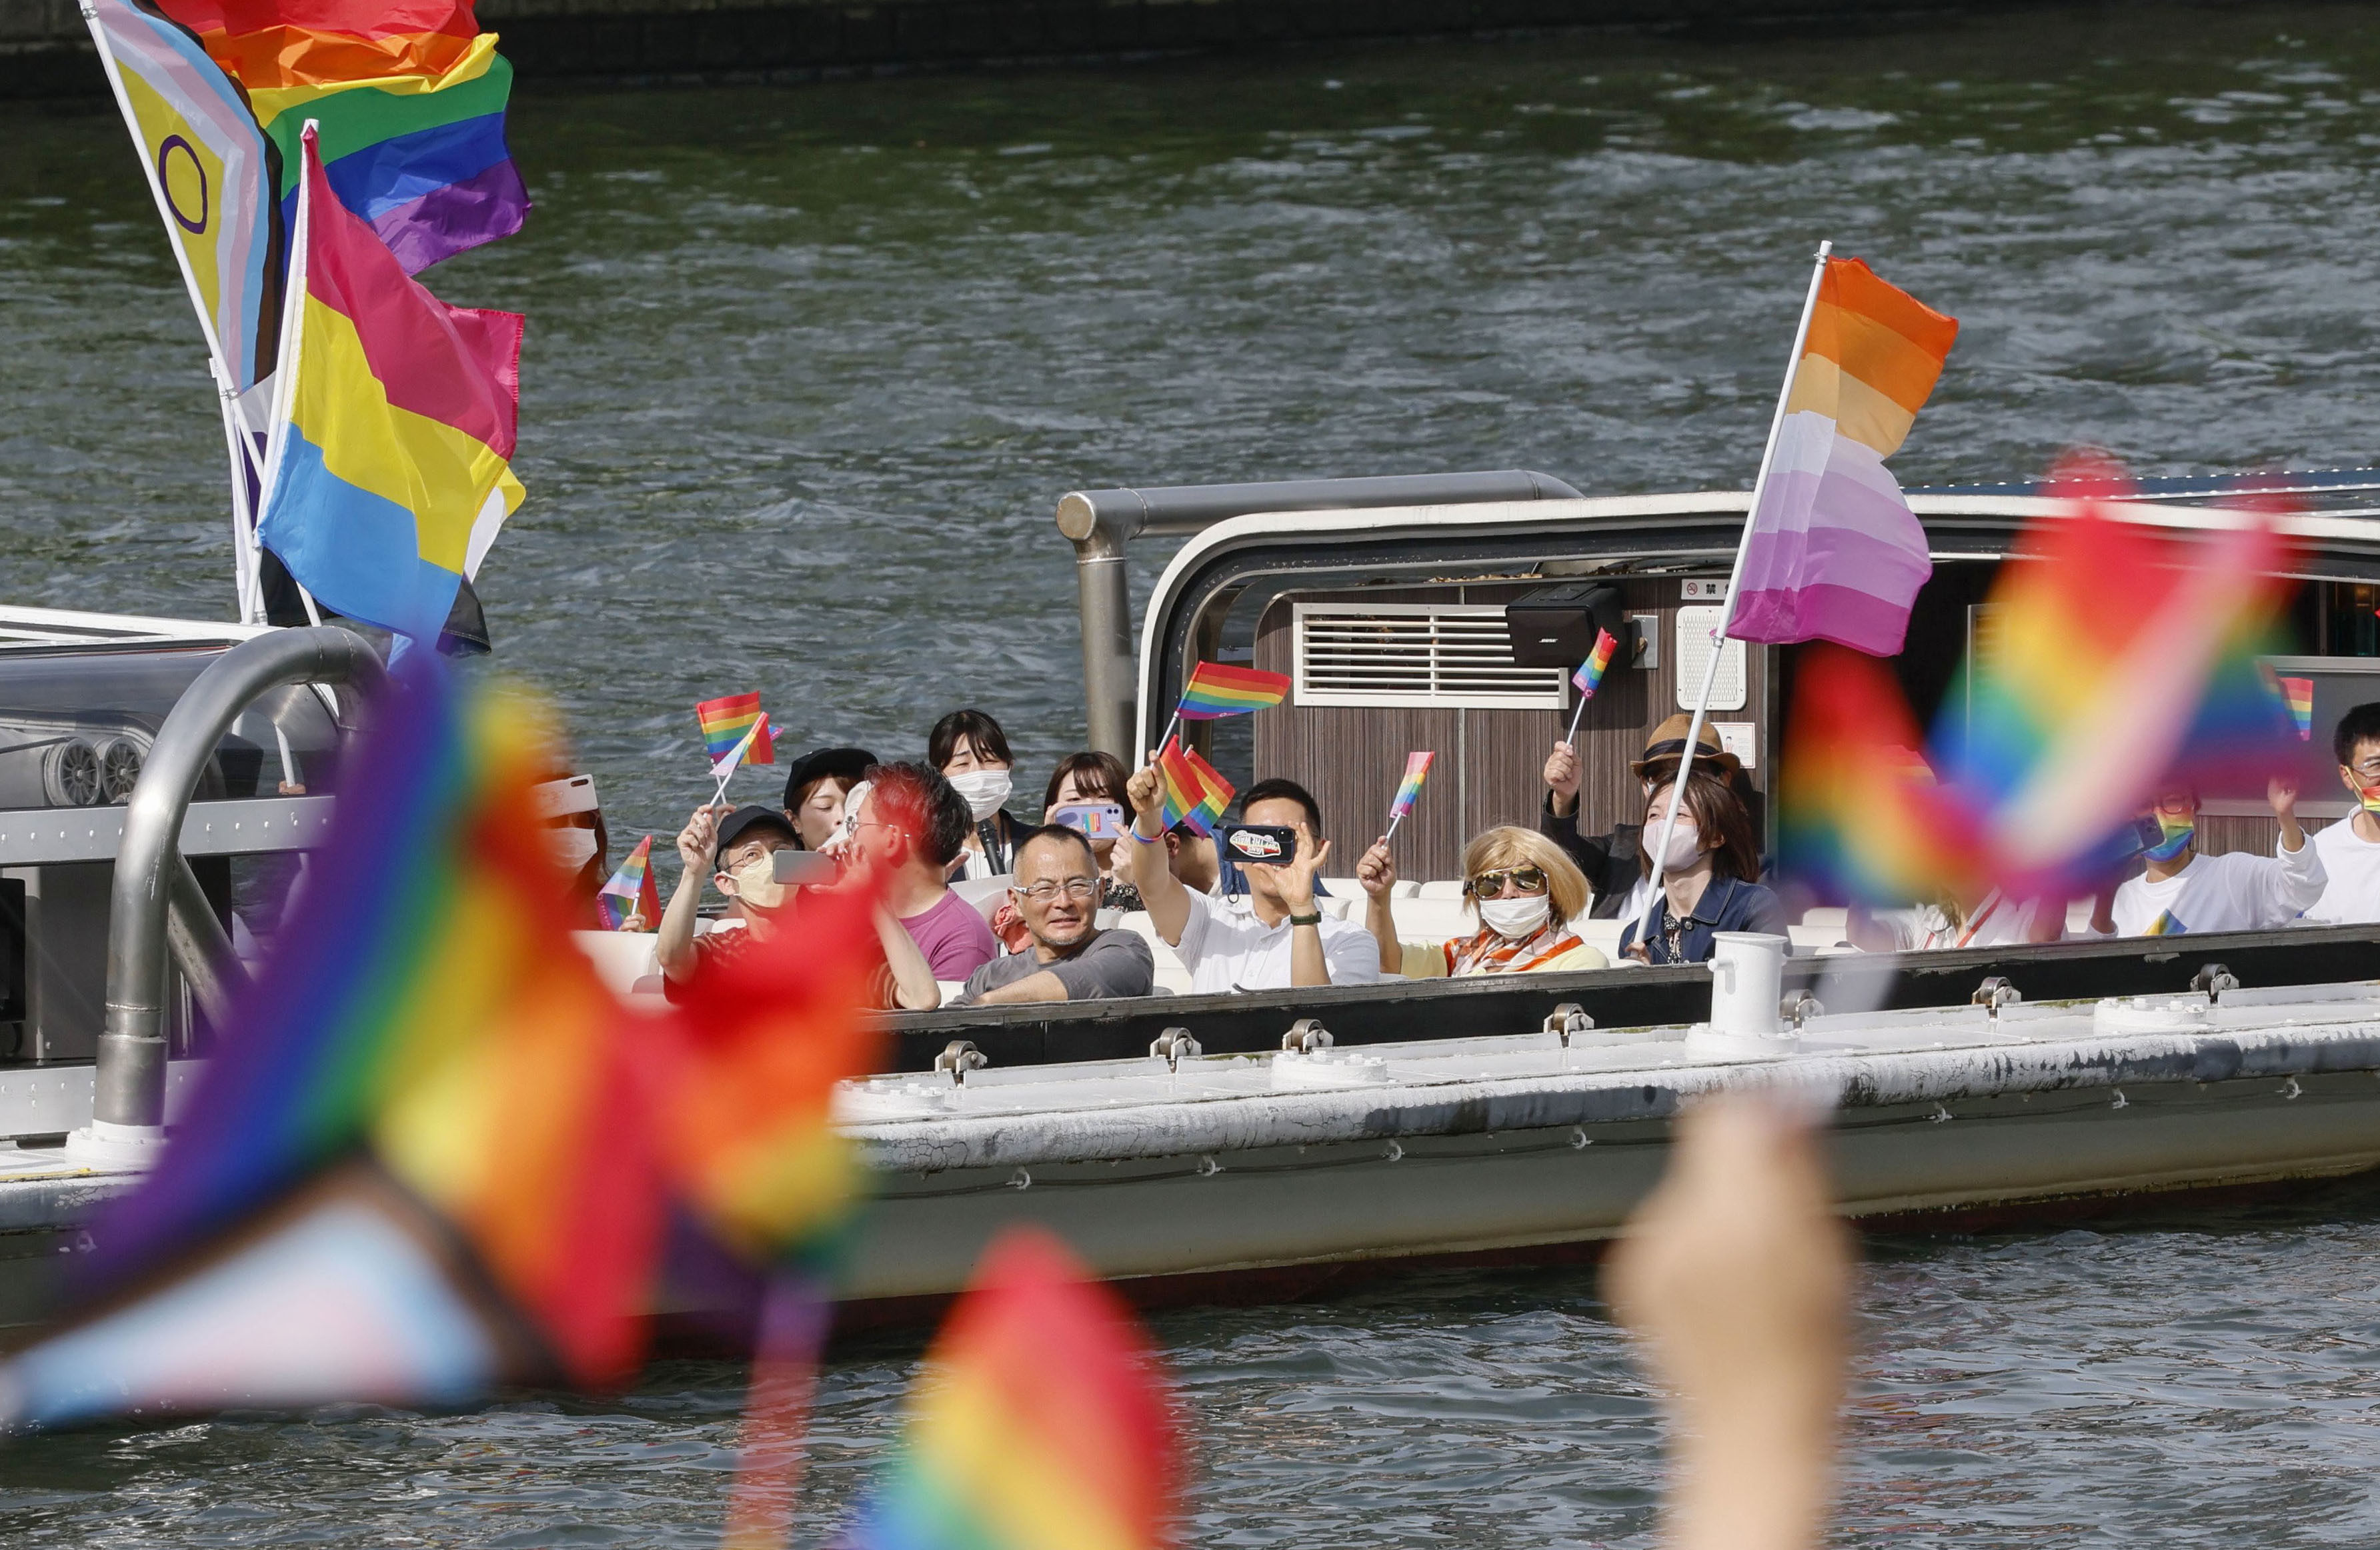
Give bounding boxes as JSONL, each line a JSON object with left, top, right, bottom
{"left": 1617, "top": 875, "right": 1790, "bottom": 965}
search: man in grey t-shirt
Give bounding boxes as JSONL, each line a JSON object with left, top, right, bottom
{"left": 958, "top": 825, "right": 1155, "bottom": 1005}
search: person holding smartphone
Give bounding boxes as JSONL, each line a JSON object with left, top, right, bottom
{"left": 1122, "top": 764, "right": 1382, "bottom": 992}
{"left": 1042, "top": 751, "right": 1142, "bottom": 912}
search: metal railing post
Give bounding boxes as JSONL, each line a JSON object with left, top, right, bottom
{"left": 70, "top": 626, "right": 387, "bottom": 1168}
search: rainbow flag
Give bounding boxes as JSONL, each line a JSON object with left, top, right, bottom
{"left": 1180, "top": 746, "right": 1232, "bottom": 838}
{"left": 1154, "top": 739, "right": 1206, "bottom": 832}
{"left": 1389, "top": 751, "right": 1434, "bottom": 819}
{"left": 1176, "top": 661, "right": 1289, "bottom": 720}
{"left": 846, "top": 1227, "right": 1178, "bottom": 1550}
{"left": 596, "top": 834, "right": 660, "bottom": 930}
{"left": 1731, "top": 255, "right": 1958, "bottom": 657}
{"left": 698, "top": 693, "right": 775, "bottom": 771}
{"left": 159, "top": 0, "right": 481, "bottom": 85}
{"left": 2279, "top": 675, "right": 2315, "bottom": 741}
{"left": 1782, "top": 462, "right": 2297, "bottom": 905}
{"left": 0, "top": 661, "right": 881, "bottom": 1432}
{"left": 1572, "top": 629, "right": 1617, "bottom": 699}
{"left": 253, "top": 123, "right": 523, "bottom": 644}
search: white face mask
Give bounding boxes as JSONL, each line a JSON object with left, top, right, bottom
{"left": 1643, "top": 820, "right": 1703, "bottom": 872}
{"left": 1478, "top": 893, "right": 1552, "bottom": 940}
{"left": 948, "top": 768, "right": 1013, "bottom": 821}
{"left": 545, "top": 826, "right": 597, "bottom": 871}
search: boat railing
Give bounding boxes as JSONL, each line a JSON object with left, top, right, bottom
{"left": 74, "top": 625, "right": 386, "bottom": 1167}
{"left": 1054, "top": 471, "right": 1580, "bottom": 758}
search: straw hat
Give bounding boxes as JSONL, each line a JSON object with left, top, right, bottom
{"left": 1629, "top": 714, "right": 1742, "bottom": 781}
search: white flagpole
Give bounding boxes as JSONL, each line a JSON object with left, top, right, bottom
{"left": 710, "top": 715, "right": 768, "bottom": 807}
{"left": 1634, "top": 239, "right": 1833, "bottom": 957}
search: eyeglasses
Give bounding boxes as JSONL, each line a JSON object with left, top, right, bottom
{"left": 1466, "top": 866, "right": 1548, "bottom": 897}
{"left": 2349, "top": 757, "right": 2380, "bottom": 779}
{"left": 1013, "top": 878, "right": 1100, "bottom": 903}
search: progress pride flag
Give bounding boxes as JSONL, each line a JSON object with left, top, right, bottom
{"left": 1730, "top": 257, "right": 1957, "bottom": 657}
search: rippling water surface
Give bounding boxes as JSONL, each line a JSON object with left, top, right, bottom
{"left": 5, "top": 5, "right": 2380, "bottom": 1543}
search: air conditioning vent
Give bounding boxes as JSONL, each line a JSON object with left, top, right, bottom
{"left": 1293, "top": 604, "right": 1566, "bottom": 709}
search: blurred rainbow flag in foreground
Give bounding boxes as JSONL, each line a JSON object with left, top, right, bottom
{"left": 1783, "top": 457, "right": 2300, "bottom": 905}
{"left": 844, "top": 1227, "right": 1180, "bottom": 1550}
{"left": 0, "top": 661, "right": 880, "bottom": 1431}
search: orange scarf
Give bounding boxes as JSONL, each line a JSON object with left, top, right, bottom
{"left": 1444, "top": 923, "right": 1586, "bottom": 977}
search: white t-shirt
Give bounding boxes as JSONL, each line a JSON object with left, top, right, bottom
{"left": 1871, "top": 893, "right": 2046, "bottom": 951}
{"left": 2111, "top": 837, "right": 2326, "bottom": 937}
{"left": 2307, "top": 817, "right": 2380, "bottom": 924}
{"left": 1173, "top": 887, "right": 1386, "bottom": 994}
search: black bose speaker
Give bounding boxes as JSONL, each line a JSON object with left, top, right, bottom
{"left": 1504, "top": 583, "right": 1630, "bottom": 669}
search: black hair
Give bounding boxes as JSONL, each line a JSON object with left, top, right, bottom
{"left": 928, "top": 709, "right": 1012, "bottom": 772}
{"left": 862, "top": 761, "right": 974, "bottom": 869}
{"left": 1042, "top": 749, "right": 1130, "bottom": 812}
{"left": 2336, "top": 702, "right": 2380, "bottom": 768}
{"left": 1014, "top": 823, "right": 1098, "bottom": 873}
{"left": 1240, "top": 777, "right": 1322, "bottom": 834}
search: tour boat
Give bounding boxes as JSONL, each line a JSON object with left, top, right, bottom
{"left": 1, "top": 469, "right": 2378, "bottom": 1323}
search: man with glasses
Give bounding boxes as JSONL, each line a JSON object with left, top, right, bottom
{"left": 956, "top": 827, "right": 1154, "bottom": 1004}
{"left": 2309, "top": 702, "right": 2380, "bottom": 923}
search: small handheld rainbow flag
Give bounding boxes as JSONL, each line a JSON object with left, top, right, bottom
{"left": 1181, "top": 747, "right": 1233, "bottom": 838}
{"left": 595, "top": 835, "right": 660, "bottom": 930}
{"left": 1155, "top": 739, "right": 1207, "bottom": 831}
{"left": 1574, "top": 630, "right": 1618, "bottom": 699}
{"left": 697, "top": 693, "right": 775, "bottom": 771}
{"left": 1177, "top": 661, "right": 1289, "bottom": 720}
{"left": 1388, "top": 751, "right": 1434, "bottom": 823}
{"left": 844, "top": 1227, "right": 1179, "bottom": 1550}
{"left": 2279, "top": 675, "right": 2315, "bottom": 742}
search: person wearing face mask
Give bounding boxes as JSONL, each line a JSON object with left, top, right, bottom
{"left": 653, "top": 803, "right": 940, "bottom": 1010}
{"left": 1619, "top": 773, "right": 1787, "bottom": 965}
{"left": 2097, "top": 777, "right": 2321, "bottom": 937}
{"left": 2307, "top": 703, "right": 2380, "bottom": 924}
{"left": 930, "top": 709, "right": 1024, "bottom": 881}
{"left": 1356, "top": 827, "right": 1608, "bottom": 977}
{"left": 782, "top": 745, "right": 876, "bottom": 851}
{"left": 1542, "top": 716, "right": 1755, "bottom": 921}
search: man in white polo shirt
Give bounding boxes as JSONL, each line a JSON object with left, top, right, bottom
{"left": 1122, "top": 763, "right": 1384, "bottom": 993}
{"left": 2308, "top": 702, "right": 2380, "bottom": 924}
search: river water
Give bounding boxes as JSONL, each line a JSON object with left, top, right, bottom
{"left": 4, "top": 3, "right": 2380, "bottom": 1543}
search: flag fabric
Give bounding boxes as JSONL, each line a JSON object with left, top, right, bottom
{"left": 844, "top": 1227, "right": 1178, "bottom": 1550}
{"left": 253, "top": 124, "right": 523, "bottom": 645}
{"left": 1781, "top": 461, "right": 2297, "bottom": 905}
{"left": 1154, "top": 740, "right": 1206, "bottom": 832}
{"left": 0, "top": 661, "right": 882, "bottom": 1434}
{"left": 698, "top": 694, "right": 775, "bottom": 769}
{"left": 1176, "top": 661, "right": 1290, "bottom": 719}
{"left": 2279, "top": 675, "right": 2315, "bottom": 741}
{"left": 1389, "top": 751, "right": 1434, "bottom": 820}
{"left": 1730, "top": 255, "right": 1959, "bottom": 657}
{"left": 246, "top": 34, "right": 527, "bottom": 274}
{"left": 1572, "top": 629, "right": 1617, "bottom": 699}
{"left": 86, "top": 0, "right": 281, "bottom": 391}
{"left": 596, "top": 834, "right": 660, "bottom": 930}
{"left": 1180, "top": 747, "right": 1232, "bottom": 839}
{"left": 157, "top": 0, "right": 481, "bottom": 85}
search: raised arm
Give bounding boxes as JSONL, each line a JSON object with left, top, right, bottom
{"left": 1356, "top": 836, "right": 1403, "bottom": 975}
{"left": 1123, "top": 755, "right": 1192, "bottom": 947}
{"left": 655, "top": 804, "right": 721, "bottom": 984}
{"left": 2266, "top": 776, "right": 2325, "bottom": 916}
{"left": 1284, "top": 824, "right": 1334, "bottom": 988}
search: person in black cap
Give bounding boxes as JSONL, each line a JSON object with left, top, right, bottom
{"left": 782, "top": 745, "right": 877, "bottom": 851}
{"left": 654, "top": 801, "right": 938, "bottom": 1010}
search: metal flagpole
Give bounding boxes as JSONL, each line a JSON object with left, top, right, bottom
{"left": 1634, "top": 239, "right": 1833, "bottom": 957}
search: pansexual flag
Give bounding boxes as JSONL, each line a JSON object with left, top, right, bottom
{"left": 85, "top": 0, "right": 281, "bottom": 391}
{"left": 1389, "top": 751, "right": 1434, "bottom": 819}
{"left": 1180, "top": 745, "right": 1232, "bottom": 838}
{"left": 2278, "top": 675, "right": 2314, "bottom": 741}
{"left": 1177, "top": 661, "right": 1290, "bottom": 719}
{"left": 1730, "top": 255, "right": 1958, "bottom": 658}
{"left": 1155, "top": 739, "right": 1206, "bottom": 832}
{"left": 596, "top": 834, "right": 660, "bottom": 930}
{"left": 845, "top": 1227, "right": 1178, "bottom": 1550}
{"left": 697, "top": 694, "right": 774, "bottom": 770}
{"left": 1573, "top": 629, "right": 1617, "bottom": 699}
{"left": 254, "top": 123, "right": 523, "bottom": 645}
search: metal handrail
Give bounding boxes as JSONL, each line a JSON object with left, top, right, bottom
{"left": 1055, "top": 471, "right": 1580, "bottom": 759}
{"left": 75, "top": 627, "right": 387, "bottom": 1164}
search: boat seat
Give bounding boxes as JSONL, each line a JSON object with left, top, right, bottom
{"left": 1414, "top": 879, "right": 1467, "bottom": 901}
{"left": 1788, "top": 923, "right": 1849, "bottom": 950}
{"left": 1797, "top": 906, "right": 1849, "bottom": 937}
{"left": 1572, "top": 917, "right": 1627, "bottom": 956}
{"left": 571, "top": 929, "right": 660, "bottom": 996}
{"left": 950, "top": 874, "right": 1014, "bottom": 924}
{"left": 1115, "top": 909, "right": 1193, "bottom": 995}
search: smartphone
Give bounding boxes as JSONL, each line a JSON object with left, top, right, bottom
{"left": 1051, "top": 801, "right": 1128, "bottom": 841}
{"left": 2123, "top": 816, "right": 2165, "bottom": 858}
{"left": 771, "top": 849, "right": 837, "bottom": 886}
{"left": 1220, "top": 823, "right": 1300, "bottom": 865}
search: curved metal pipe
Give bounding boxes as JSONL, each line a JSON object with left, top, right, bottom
{"left": 1055, "top": 471, "right": 1581, "bottom": 758}
{"left": 93, "top": 627, "right": 387, "bottom": 1141}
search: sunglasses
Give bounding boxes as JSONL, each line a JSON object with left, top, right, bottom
{"left": 1466, "top": 866, "right": 1548, "bottom": 897}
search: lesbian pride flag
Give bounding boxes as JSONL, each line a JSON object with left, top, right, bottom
{"left": 1730, "top": 256, "right": 1957, "bottom": 658}
{"left": 255, "top": 123, "right": 522, "bottom": 644}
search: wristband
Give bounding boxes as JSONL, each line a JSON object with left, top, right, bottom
{"left": 1288, "top": 911, "right": 1322, "bottom": 927}
{"left": 1130, "top": 822, "right": 1164, "bottom": 845}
